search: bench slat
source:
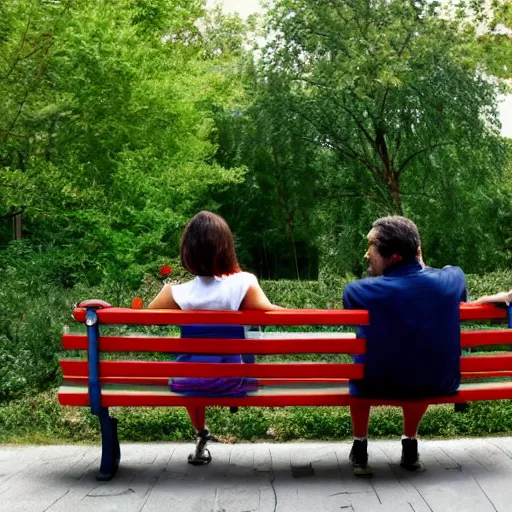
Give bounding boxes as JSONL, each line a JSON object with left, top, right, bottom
{"left": 73, "top": 308, "right": 370, "bottom": 325}
{"left": 71, "top": 304, "right": 507, "bottom": 325}
{"left": 461, "top": 330, "right": 512, "bottom": 347}
{"left": 460, "top": 354, "right": 512, "bottom": 372}
{"left": 60, "top": 356, "right": 512, "bottom": 381}
{"left": 61, "top": 334, "right": 364, "bottom": 354}
{"left": 62, "top": 376, "right": 355, "bottom": 386}
{"left": 459, "top": 304, "right": 508, "bottom": 321}
{"left": 57, "top": 371, "right": 512, "bottom": 387}
{"left": 58, "top": 380, "right": 512, "bottom": 408}
{"left": 61, "top": 330, "right": 512, "bottom": 353}
{"left": 60, "top": 360, "right": 365, "bottom": 379}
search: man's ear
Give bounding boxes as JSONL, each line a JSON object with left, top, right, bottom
{"left": 389, "top": 254, "right": 403, "bottom": 265}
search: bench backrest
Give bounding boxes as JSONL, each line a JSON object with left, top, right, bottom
{"left": 61, "top": 302, "right": 512, "bottom": 413}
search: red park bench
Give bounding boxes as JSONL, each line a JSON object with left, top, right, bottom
{"left": 58, "top": 300, "right": 512, "bottom": 480}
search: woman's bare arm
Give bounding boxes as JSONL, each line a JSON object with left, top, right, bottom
{"left": 148, "top": 284, "right": 180, "bottom": 309}
{"left": 473, "top": 290, "right": 512, "bottom": 305}
{"left": 240, "top": 283, "right": 284, "bottom": 310}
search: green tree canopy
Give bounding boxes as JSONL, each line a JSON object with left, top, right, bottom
{"left": 236, "top": 0, "right": 511, "bottom": 273}
{"left": 0, "top": 0, "right": 245, "bottom": 285}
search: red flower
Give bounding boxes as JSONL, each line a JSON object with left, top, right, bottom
{"left": 159, "top": 265, "right": 172, "bottom": 278}
{"left": 131, "top": 297, "right": 144, "bottom": 309}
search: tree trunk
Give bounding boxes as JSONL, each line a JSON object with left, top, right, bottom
{"left": 376, "top": 129, "right": 402, "bottom": 214}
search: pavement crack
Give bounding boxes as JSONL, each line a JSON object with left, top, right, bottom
{"left": 0, "top": 459, "right": 37, "bottom": 486}
{"left": 408, "top": 502, "right": 416, "bottom": 511}
{"left": 163, "top": 446, "right": 177, "bottom": 472}
{"left": 387, "top": 462, "right": 408, "bottom": 492}
{"left": 65, "top": 451, "right": 88, "bottom": 473}
{"left": 486, "top": 440, "right": 512, "bottom": 459}
{"left": 437, "top": 447, "right": 462, "bottom": 471}
{"left": 408, "top": 480, "right": 434, "bottom": 512}
{"left": 434, "top": 456, "right": 461, "bottom": 471}
{"left": 329, "top": 491, "right": 371, "bottom": 497}
{"left": 467, "top": 451, "right": 489, "bottom": 471}
{"left": 369, "top": 479, "right": 382, "bottom": 504}
{"left": 268, "top": 448, "right": 277, "bottom": 512}
{"left": 333, "top": 446, "right": 346, "bottom": 479}
{"left": 472, "top": 475, "right": 499, "bottom": 511}
{"left": 87, "top": 488, "right": 136, "bottom": 498}
{"left": 42, "top": 489, "right": 70, "bottom": 511}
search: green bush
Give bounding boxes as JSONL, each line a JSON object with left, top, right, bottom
{"left": 0, "top": 240, "right": 510, "bottom": 426}
{"left": 3, "top": 392, "right": 512, "bottom": 444}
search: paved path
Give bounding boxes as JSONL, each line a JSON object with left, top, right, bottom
{"left": 1, "top": 438, "right": 512, "bottom": 511}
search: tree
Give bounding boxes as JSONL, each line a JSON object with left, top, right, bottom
{"left": 261, "top": 0, "right": 507, "bottom": 215}
{"left": 0, "top": 0, "right": 245, "bottom": 285}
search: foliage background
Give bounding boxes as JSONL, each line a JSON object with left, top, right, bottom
{"left": 0, "top": 0, "right": 512, "bottom": 440}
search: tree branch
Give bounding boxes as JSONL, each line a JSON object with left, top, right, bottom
{"left": 1, "top": 17, "right": 32, "bottom": 81}
{"left": 397, "top": 142, "right": 454, "bottom": 175}
{"left": 0, "top": 207, "right": 24, "bottom": 220}
{"left": 8, "top": 89, "right": 29, "bottom": 132}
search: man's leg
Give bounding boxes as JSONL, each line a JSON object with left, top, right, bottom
{"left": 350, "top": 403, "right": 371, "bottom": 437}
{"left": 401, "top": 404, "right": 428, "bottom": 472}
{"left": 349, "top": 404, "right": 372, "bottom": 476}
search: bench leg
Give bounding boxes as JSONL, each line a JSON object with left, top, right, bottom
{"left": 454, "top": 402, "right": 469, "bottom": 413}
{"left": 96, "top": 407, "right": 121, "bottom": 481}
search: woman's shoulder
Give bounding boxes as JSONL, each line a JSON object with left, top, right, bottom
{"left": 226, "top": 271, "right": 258, "bottom": 285}
{"left": 172, "top": 277, "right": 198, "bottom": 289}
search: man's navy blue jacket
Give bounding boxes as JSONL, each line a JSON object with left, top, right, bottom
{"left": 343, "top": 260, "right": 467, "bottom": 398}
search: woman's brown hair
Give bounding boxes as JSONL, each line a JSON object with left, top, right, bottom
{"left": 180, "top": 211, "right": 240, "bottom": 277}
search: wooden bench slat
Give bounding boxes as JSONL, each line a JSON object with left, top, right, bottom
{"left": 61, "top": 330, "right": 512, "bottom": 353}
{"left": 59, "top": 360, "right": 365, "bottom": 379}
{"left": 62, "top": 376, "right": 356, "bottom": 386}
{"left": 459, "top": 304, "right": 508, "bottom": 321}
{"left": 73, "top": 308, "right": 371, "bottom": 325}
{"left": 60, "top": 354, "right": 512, "bottom": 379}
{"left": 72, "top": 304, "right": 507, "bottom": 325}
{"left": 58, "top": 371, "right": 512, "bottom": 388}
{"left": 58, "top": 380, "right": 512, "bottom": 408}
{"left": 461, "top": 330, "right": 512, "bottom": 346}
{"left": 460, "top": 354, "right": 512, "bottom": 372}
{"left": 61, "top": 334, "right": 364, "bottom": 354}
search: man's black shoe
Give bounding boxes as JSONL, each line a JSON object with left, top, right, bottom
{"left": 400, "top": 438, "right": 426, "bottom": 472}
{"left": 349, "top": 439, "right": 373, "bottom": 477}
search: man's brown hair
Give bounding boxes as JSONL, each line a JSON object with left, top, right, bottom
{"left": 180, "top": 211, "right": 239, "bottom": 277}
{"left": 372, "top": 216, "right": 420, "bottom": 261}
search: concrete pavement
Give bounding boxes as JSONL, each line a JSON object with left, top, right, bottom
{"left": 1, "top": 438, "right": 512, "bottom": 511}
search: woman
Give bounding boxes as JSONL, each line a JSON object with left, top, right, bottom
{"left": 474, "top": 290, "right": 512, "bottom": 305}
{"left": 149, "top": 211, "right": 281, "bottom": 461}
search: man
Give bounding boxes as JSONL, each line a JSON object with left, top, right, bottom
{"left": 343, "top": 216, "right": 466, "bottom": 476}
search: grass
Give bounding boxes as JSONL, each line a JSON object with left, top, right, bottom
{"left": 3, "top": 390, "right": 512, "bottom": 445}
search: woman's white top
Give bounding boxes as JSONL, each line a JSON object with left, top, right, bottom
{"left": 172, "top": 272, "right": 258, "bottom": 311}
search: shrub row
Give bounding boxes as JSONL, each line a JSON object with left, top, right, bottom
{"left": 2, "top": 391, "right": 512, "bottom": 444}
{"left": 1, "top": 268, "right": 511, "bottom": 403}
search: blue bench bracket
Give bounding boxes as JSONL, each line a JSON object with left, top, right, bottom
{"left": 97, "top": 407, "right": 120, "bottom": 481}
{"left": 85, "top": 306, "right": 120, "bottom": 480}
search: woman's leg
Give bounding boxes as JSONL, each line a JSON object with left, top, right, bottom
{"left": 186, "top": 406, "right": 206, "bottom": 432}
